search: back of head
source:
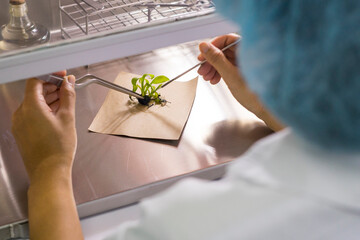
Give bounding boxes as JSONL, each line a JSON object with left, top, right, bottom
{"left": 214, "top": 0, "right": 360, "bottom": 151}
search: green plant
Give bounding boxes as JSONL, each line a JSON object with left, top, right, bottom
{"left": 130, "top": 74, "right": 169, "bottom": 106}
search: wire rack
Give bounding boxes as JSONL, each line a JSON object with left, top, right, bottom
{"left": 59, "top": 0, "right": 215, "bottom": 39}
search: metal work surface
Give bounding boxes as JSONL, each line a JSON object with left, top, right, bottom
{"left": 0, "top": 41, "right": 272, "bottom": 229}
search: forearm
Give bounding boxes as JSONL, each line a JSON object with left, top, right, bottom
{"left": 255, "top": 106, "right": 285, "bottom": 132}
{"left": 27, "top": 161, "right": 83, "bottom": 240}
{"left": 224, "top": 75, "right": 285, "bottom": 132}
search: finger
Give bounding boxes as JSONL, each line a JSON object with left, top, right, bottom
{"left": 53, "top": 70, "right": 67, "bottom": 77}
{"left": 58, "top": 75, "right": 76, "bottom": 116}
{"left": 199, "top": 42, "right": 235, "bottom": 79}
{"left": 210, "top": 72, "right": 221, "bottom": 85}
{"left": 203, "top": 67, "right": 217, "bottom": 81}
{"left": 199, "top": 46, "right": 237, "bottom": 66}
{"left": 197, "top": 34, "right": 239, "bottom": 61}
{"left": 197, "top": 62, "right": 212, "bottom": 76}
{"left": 43, "top": 83, "right": 58, "bottom": 96}
{"left": 197, "top": 34, "right": 240, "bottom": 72}
{"left": 45, "top": 91, "right": 59, "bottom": 105}
{"left": 197, "top": 53, "right": 205, "bottom": 62}
{"left": 211, "top": 34, "right": 240, "bottom": 66}
{"left": 49, "top": 100, "right": 60, "bottom": 113}
{"left": 211, "top": 33, "right": 240, "bottom": 50}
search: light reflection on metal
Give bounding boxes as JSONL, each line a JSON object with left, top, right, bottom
{"left": 0, "top": 147, "right": 24, "bottom": 220}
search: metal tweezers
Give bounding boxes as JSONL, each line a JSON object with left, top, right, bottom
{"left": 40, "top": 74, "right": 144, "bottom": 99}
{"left": 39, "top": 39, "right": 241, "bottom": 97}
{"left": 161, "top": 38, "right": 241, "bottom": 88}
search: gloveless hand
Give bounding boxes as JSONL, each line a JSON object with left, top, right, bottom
{"left": 198, "top": 34, "right": 284, "bottom": 131}
{"left": 12, "top": 71, "right": 77, "bottom": 182}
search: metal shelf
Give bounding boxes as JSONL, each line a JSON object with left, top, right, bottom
{"left": 60, "top": 0, "right": 215, "bottom": 38}
{"left": 0, "top": 13, "right": 238, "bottom": 85}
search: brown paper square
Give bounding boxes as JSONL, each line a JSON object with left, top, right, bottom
{"left": 88, "top": 72, "right": 198, "bottom": 140}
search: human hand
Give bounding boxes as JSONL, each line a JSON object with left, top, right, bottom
{"left": 198, "top": 33, "right": 241, "bottom": 85}
{"left": 198, "top": 34, "right": 284, "bottom": 131}
{"left": 12, "top": 71, "right": 77, "bottom": 182}
{"left": 198, "top": 34, "right": 259, "bottom": 110}
{"left": 197, "top": 34, "right": 263, "bottom": 119}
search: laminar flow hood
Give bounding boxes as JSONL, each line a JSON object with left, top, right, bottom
{"left": 0, "top": 0, "right": 237, "bottom": 84}
{"left": 0, "top": 0, "right": 264, "bottom": 236}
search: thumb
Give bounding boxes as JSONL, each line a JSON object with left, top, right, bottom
{"left": 199, "top": 42, "right": 235, "bottom": 79}
{"left": 58, "top": 75, "right": 76, "bottom": 115}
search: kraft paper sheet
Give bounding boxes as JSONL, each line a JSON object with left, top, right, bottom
{"left": 89, "top": 72, "right": 198, "bottom": 140}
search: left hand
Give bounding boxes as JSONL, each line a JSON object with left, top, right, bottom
{"left": 12, "top": 71, "right": 77, "bottom": 182}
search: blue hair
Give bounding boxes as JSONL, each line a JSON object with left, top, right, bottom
{"left": 214, "top": 0, "right": 360, "bottom": 151}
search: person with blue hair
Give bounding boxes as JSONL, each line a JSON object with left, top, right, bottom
{"left": 11, "top": 0, "right": 360, "bottom": 239}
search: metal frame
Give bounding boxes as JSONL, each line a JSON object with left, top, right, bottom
{"left": 0, "top": 13, "right": 238, "bottom": 84}
{"left": 60, "top": 0, "right": 215, "bottom": 39}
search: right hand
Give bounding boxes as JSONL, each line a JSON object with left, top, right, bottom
{"left": 198, "top": 34, "right": 284, "bottom": 131}
{"left": 198, "top": 33, "right": 241, "bottom": 85}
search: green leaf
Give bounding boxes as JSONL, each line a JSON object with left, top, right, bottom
{"left": 131, "top": 77, "right": 139, "bottom": 88}
{"left": 132, "top": 78, "right": 139, "bottom": 92}
{"left": 132, "top": 85, "right": 138, "bottom": 92}
{"left": 142, "top": 74, "right": 154, "bottom": 80}
{"left": 130, "top": 74, "right": 169, "bottom": 102}
{"left": 139, "top": 75, "right": 146, "bottom": 95}
{"left": 144, "top": 81, "right": 151, "bottom": 94}
{"left": 154, "top": 84, "right": 162, "bottom": 91}
{"left": 139, "top": 76, "right": 144, "bottom": 86}
{"left": 151, "top": 75, "right": 169, "bottom": 84}
{"left": 149, "top": 85, "right": 156, "bottom": 94}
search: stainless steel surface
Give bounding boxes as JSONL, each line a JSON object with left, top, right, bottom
{"left": 60, "top": 0, "right": 214, "bottom": 38}
{"left": 0, "top": 221, "right": 29, "bottom": 239}
{"left": 0, "top": 0, "right": 238, "bottom": 86}
{"left": 0, "top": 0, "right": 216, "bottom": 58}
{"left": 0, "top": 40, "right": 272, "bottom": 228}
{"left": 0, "top": 9, "right": 238, "bottom": 84}
{"left": 162, "top": 38, "right": 241, "bottom": 88}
